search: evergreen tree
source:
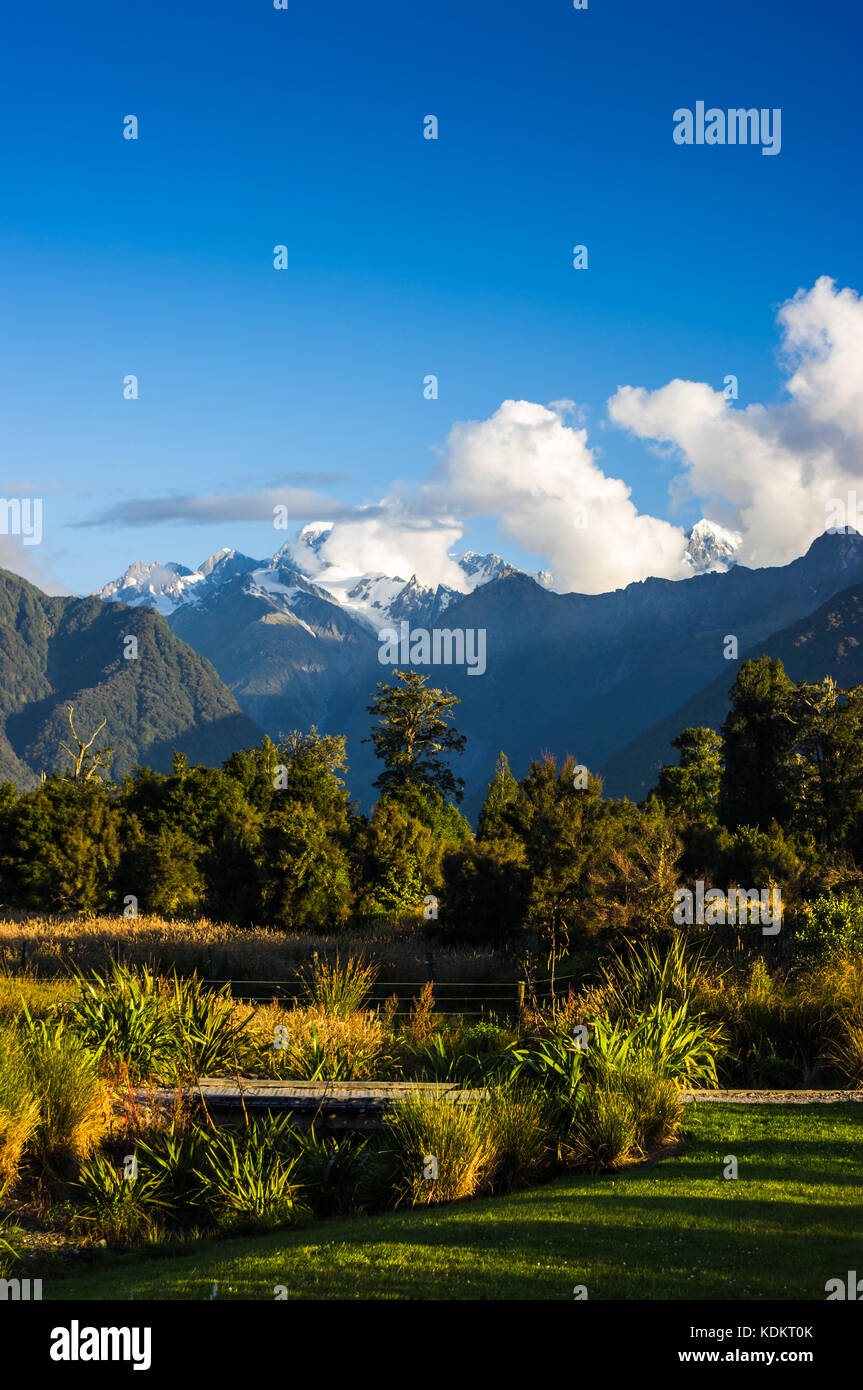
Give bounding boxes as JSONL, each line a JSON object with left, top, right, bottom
{"left": 477, "top": 751, "right": 522, "bottom": 842}
{"left": 365, "top": 670, "right": 466, "bottom": 802}
{"left": 720, "top": 657, "right": 798, "bottom": 831}
{"left": 792, "top": 679, "right": 863, "bottom": 852}
{"left": 656, "top": 728, "right": 723, "bottom": 824}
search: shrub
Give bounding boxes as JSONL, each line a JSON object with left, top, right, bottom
{"left": 792, "top": 890, "right": 863, "bottom": 966}
{"left": 71, "top": 1151, "right": 169, "bottom": 1244}
{"left": 382, "top": 1093, "right": 494, "bottom": 1206}
{"left": 563, "top": 1087, "right": 638, "bottom": 1172}
{"left": 0, "top": 1029, "right": 40, "bottom": 1185}
{"left": 20, "top": 1018, "right": 108, "bottom": 1173}
{"left": 478, "top": 1083, "right": 552, "bottom": 1192}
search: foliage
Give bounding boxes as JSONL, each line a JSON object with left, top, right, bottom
{"left": 365, "top": 670, "right": 466, "bottom": 803}
{"left": 655, "top": 728, "right": 723, "bottom": 824}
{"left": 193, "top": 1125, "right": 307, "bottom": 1229}
{"left": 792, "top": 889, "right": 863, "bottom": 965}
{"left": 299, "top": 954, "right": 377, "bottom": 1018}
{"left": 18, "top": 1016, "right": 109, "bottom": 1173}
{"left": 477, "top": 1082, "right": 554, "bottom": 1191}
{"left": 0, "top": 1028, "right": 40, "bottom": 1185}
{"left": 381, "top": 1092, "right": 494, "bottom": 1207}
{"left": 72, "top": 1151, "right": 170, "bottom": 1243}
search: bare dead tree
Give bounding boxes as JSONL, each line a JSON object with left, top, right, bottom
{"left": 60, "top": 705, "right": 113, "bottom": 782}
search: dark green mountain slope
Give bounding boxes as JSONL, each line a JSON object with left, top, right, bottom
{"left": 601, "top": 579, "right": 863, "bottom": 800}
{"left": 0, "top": 569, "right": 264, "bottom": 785}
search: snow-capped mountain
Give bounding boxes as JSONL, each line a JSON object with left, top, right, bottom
{"left": 95, "top": 549, "right": 262, "bottom": 616}
{"left": 95, "top": 518, "right": 736, "bottom": 624}
{"left": 85, "top": 528, "right": 863, "bottom": 819}
{"left": 94, "top": 527, "right": 530, "bottom": 630}
{"left": 684, "top": 519, "right": 742, "bottom": 573}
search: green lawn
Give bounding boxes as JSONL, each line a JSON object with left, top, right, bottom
{"left": 46, "top": 1103, "right": 863, "bottom": 1301}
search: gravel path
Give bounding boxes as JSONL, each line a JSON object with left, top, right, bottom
{"left": 682, "top": 1089, "right": 863, "bottom": 1104}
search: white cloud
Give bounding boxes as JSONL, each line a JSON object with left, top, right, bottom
{"left": 423, "top": 399, "right": 689, "bottom": 592}
{"left": 609, "top": 276, "right": 863, "bottom": 569}
{"left": 80, "top": 276, "right": 863, "bottom": 596}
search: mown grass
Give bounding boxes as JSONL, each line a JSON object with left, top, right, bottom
{"left": 43, "top": 1103, "right": 863, "bottom": 1301}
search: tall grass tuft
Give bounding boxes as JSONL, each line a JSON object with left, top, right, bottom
{"left": 300, "top": 954, "right": 377, "bottom": 1019}
{"left": 20, "top": 1017, "right": 108, "bottom": 1174}
{"left": 0, "top": 1028, "right": 40, "bottom": 1185}
{"left": 615, "top": 1065, "right": 683, "bottom": 1150}
{"left": 579, "top": 933, "right": 722, "bottom": 1022}
{"left": 478, "top": 1082, "right": 553, "bottom": 1192}
{"left": 382, "top": 1092, "right": 494, "bottom": 1206}
{"left": 563, "top": 1088, "right": 639, "bottom": 1172}
{"left": 253, "top": 1001, "right": 388, "bottom": 1080}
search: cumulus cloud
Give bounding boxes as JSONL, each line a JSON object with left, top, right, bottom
{"left": 291, "top": 401, "right": 691, "bottom": 595}
{"left": 301, "top": 511, "right": 467, "bottom": 589}
{"left": 422, "top": 399, "right": 689, "bottom": 592}
{"left": 77, "top": 277, "right": 863, "bottom": 595}
{"left": 608, "top": 276, "right": 863, "bottom": 569}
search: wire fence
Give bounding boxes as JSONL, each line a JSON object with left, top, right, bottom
{"left": 200, "top": 972, "right": 584, "bottom": 1016}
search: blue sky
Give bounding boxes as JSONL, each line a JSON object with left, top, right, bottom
{"left": 1, "top": 0, "right": 861, "bottom": 595}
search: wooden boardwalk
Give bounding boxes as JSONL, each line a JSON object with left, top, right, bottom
{"left": 133, "top": 1078, "right": 485, "bottom": 1129}
{"left": 126, "top": 1081, "right": 863, "bottom": 1129}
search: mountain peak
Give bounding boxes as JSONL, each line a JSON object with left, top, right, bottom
{"left": 684, "top": 519, "right": 742, "bottom": 573}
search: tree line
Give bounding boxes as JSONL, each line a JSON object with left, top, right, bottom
{"left": 0, "top": 659, "right": 861, "bottom": 962}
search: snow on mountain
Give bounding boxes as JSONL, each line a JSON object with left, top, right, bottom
{"left": 95, "top": 550, "right": 261, "bottom": 615}
{"left": 97, "top": 523, "right": 736, "bottom": 627}
{"left": 684, "top": 519, "right": 742, "bottom": 573}
{"left": 95, "top": 560, "right": 203, "bottom": 616}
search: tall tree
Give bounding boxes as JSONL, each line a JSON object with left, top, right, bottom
{"left": 792, "top": 679, "right": 863, "bottom": 852}
{"left": 655, "top": 727, "right": 723, "bottom": 824}
{"left": 507, "top": 754, "right": 608, "bottom": 1001}
{"left": 720, "top": 657, "right": 798, "bottom": 831}
{"left": 477, "top": 751, "right": 522, "bottom": 842}
{"left": 365, "top": 670, "right": 466, "bottom": 802}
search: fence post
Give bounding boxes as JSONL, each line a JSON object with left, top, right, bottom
{"left": 516, "top": 980, "right": 525, "bottom": 1021}
{"left": 206, "top": 946, "right": 214, "bottom": 980}
{"left": 20, "top": 939, "right": 26, "bottom": 971}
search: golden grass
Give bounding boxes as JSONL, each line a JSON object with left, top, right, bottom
{"left": 0, "top": 972, "right": 77, "bottom": 1022}
{"left": 0, "top": 912, "right": 505, "bottom": 988}
{"left": 241, "top": 1000, "right": 388, "bottom": 1080}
